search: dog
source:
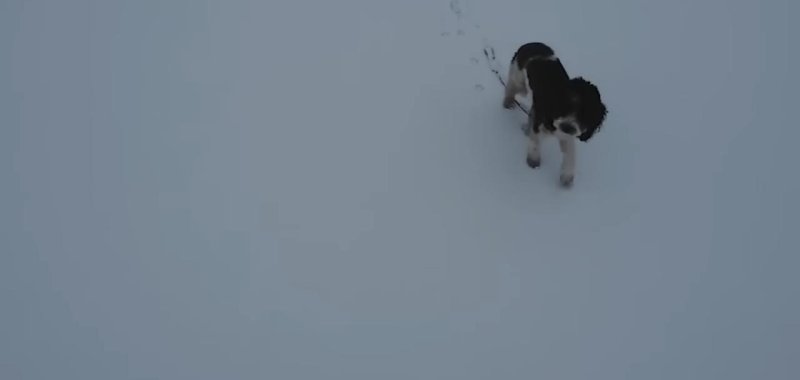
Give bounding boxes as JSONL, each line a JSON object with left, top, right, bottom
{"left": 503, "top": 42, "right": 607, "bottom": 187}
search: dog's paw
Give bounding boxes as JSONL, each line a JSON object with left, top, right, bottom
{"left": 559, "top": 173, "right": 574, "bottom": 188}
{"left": 526, "top": 156, "right": 540, "bottom": 169}
{"left": 502, "top": 97, "right": 515, "bottom": 109}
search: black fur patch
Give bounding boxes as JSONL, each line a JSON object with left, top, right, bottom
{"left": 511, "top": 42, "right": 607, "bottom": 142}
{"left": 571, "top": 77, "right": 607, "bottom": 141}
{"left": 512, "top": 42, "right": 556, "bottom": 70}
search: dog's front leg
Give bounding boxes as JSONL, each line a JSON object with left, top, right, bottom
{"left": 558, "top": 137, "right": 576, "bottom": 187}
{"left": 526, "top": 127, "right": 542, "bottom": 169}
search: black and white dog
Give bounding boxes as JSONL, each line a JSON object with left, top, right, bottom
{"left": 503, "top": 42, "right": 607, "bottom": 187}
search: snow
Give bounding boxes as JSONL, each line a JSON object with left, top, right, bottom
{"left": 1, "top": 0, "right": 799, "bottom": 379}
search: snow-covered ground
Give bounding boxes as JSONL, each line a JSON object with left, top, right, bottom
{"left": 2, "top": 0, "right": 798, "bottom": 379}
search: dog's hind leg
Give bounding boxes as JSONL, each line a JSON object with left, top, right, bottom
{"left": 526, "top": 124, "right": 542, "bottom": 169}
{"left": 503, "top": 60, "right": 528, "bottom": 109}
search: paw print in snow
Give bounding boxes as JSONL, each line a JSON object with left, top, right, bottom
{"left": 449, "top": 0, "right": 463, "bottom": 18}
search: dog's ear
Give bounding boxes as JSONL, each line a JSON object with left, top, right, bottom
{"left": 571, "top": 77, "right": 607, "bottom": 141}
{"left": 578, "top": 125, "right": 599, "bottom": 142}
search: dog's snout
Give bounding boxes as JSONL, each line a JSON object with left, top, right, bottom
{"left": 559, "top": 123, "right": 577, "bottom": 135}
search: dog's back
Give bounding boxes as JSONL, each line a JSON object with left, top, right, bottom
{"left": 504, "top": 42, "right": 568, "bottom": 112}
{"left": 524, "top": 57, "right": 570, "bottom": 107}
{"left": 516, "top": 43, "right": 572, "bottom": 124}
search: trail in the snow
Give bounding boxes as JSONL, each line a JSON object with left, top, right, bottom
{"left": 443, "top": 0, "right": 533, "bottom": 136}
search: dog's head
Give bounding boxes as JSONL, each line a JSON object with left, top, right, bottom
{"left": 552, "top": 77, "right": 607, "bottom": 142}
